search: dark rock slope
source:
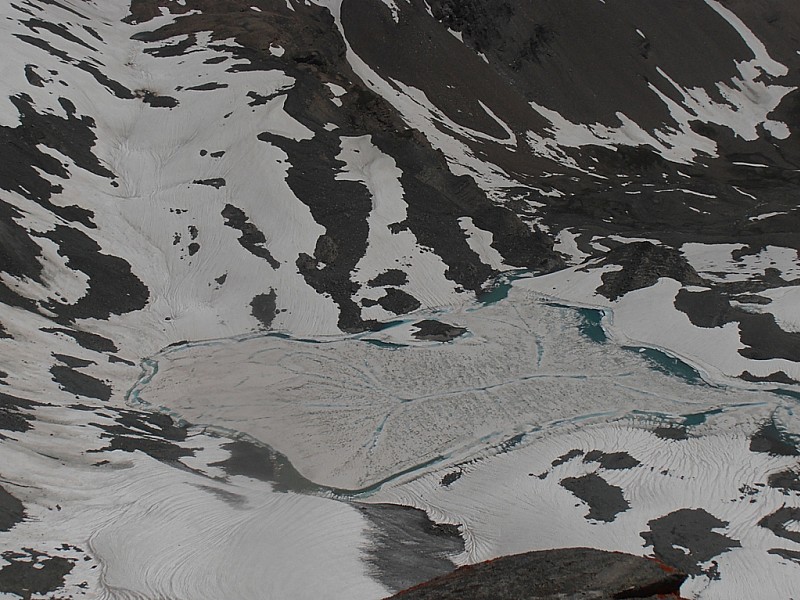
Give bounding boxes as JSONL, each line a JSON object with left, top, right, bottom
{"left": 2, "top": 0, "right": 799, "bottom": 359}
{"left": 385, "top": 547, "right": 686, "bottom": 599}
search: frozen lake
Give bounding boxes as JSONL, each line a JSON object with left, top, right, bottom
{"left": 132, "top": 277, "right": 787, "bottom": 491}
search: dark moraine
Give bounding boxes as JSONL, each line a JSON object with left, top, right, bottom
{"left": 0, "top": 549, "right": 74, "bottom": 599}
{"left": 335, "top": 11, "right": 558, "bottom": 305}
{"left": 144, "top": 32, "right": 197, "bottom": 58}
{"left": 738, "top": 312, "right": 800, "bottom": 363}
{"left": 89, "top": 408, "right": 194, "bottom": 464}
{"left": 250, "top": 289, "right": 277, "bottom": 329}
{"left": 16, "top": 34, "right": 133, "bottom": 99}
{"left": 767, "top": 469, "right": 800, "bottom": 494}
{"left": 384, "top": 547, "right": 686, "bottom": 600}
{"left": 749, "top": 421, "right": 800, "bottom": 457}
{"left": 378, "top": 288, "right": 421, "bottom": 315}
{"left": 768, "top": 547, "right": 800, "bottom": 565}
{"left": 412, "top": 320, "right": 467, "bottom": 342}
{"left": 192, "top": 177, "right": 226, "bottom": 188}
{"left": 0, "top": 391, "right": 40, "bottom": 434}
{"left": 51, "top": 353, "right": 94, "bottom": 368}
{"left": 369, "top": 269, "right": 408, "bottom": 287}
{"left": 40, "top": 224, "right": 149, "bottom": 321}
{"left": 246, "top": 90, "right": 281, "bottom": 106}
{"left": 260, "top": 56, "right": 377, "bottom": 332}
{"left": 108, "top": 354, "right": 136, "bottom": 366}
{"left": 652, "top": 425, "right": 689, "bottom": 441}
{"left": 185, "top": 81, "right": 229, "bottom": 91}
{"left": 357, "top": 503, "right": 463, "bottom": 593}
{"left": 560, "top": 473, "right": 629, "bottom": 522}
{"left": 551, "top": 448, "right": 583, "bottom": 467}
{"left": 221, "top": 204, "right": 280, "bottom": 269}
{"left": 533, "top": 448, "right": 584, "bottom": 479}
{"left": 740, "top": 370, "right": 798, "bottom": 384}
{"left": 674, "top": 289, "right": 800, "bottom": 364}
{"left": 50, "top": 364, "right": 111, "bottom": 401}
{"left": 641, "top": 508, "right": 740, "bottom": 578}
{"left": 1, "top": 91, "right": 114, "bottom": 195}
{"left": 440, "top": 470, "right": 462, "bottom": 487}
{"left": 209, "top": 438, "right": 322, "bottom": 494}
{"left": 0, "top": 485, "right": 25, "bottom": 532}
{"left": 582, "top": 449, "right": 640, "bottom": 470}
{"left": 138, "top": 90, "right": 179, "bottom": 108}
{"left": 21, "top": 18, "right": 98, "bottom": 52}
{"left": 596, "top": 242, "right": 704, "bottom": 301}
{"left": 23, "top": 63, "right": 45, "bottom": 87}
{"left": 759, "top": 506, "right": 800, "bottom": 545}
{"left": 0, "top": 89, "right": 127, "bottom": 315}
{"left": 128, "top": 0, "right": 564, "bottom": 336}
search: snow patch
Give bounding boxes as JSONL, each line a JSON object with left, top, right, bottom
{"left": 458, "top": 217, "right": 506, "bottom": 270}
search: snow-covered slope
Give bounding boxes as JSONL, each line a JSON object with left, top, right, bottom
{"left": 1, "top": 0, "right": 799, "bottom": 598}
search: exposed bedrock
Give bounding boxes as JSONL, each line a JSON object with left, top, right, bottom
{"left": 750, "top": 420, "right": 800, "bottom": 457}
{"left": 384, "top": 547, "right": 686, "bottom": 599}
{"left": 641, "top": 509, "right": 740, "bottom": 579}
{"left": 675, "top": 288, "right": 800, "bottom": 363}
{"left": 0, "top": 548, "right": 75, "bottom": 599}
{"left": 560, "top": 473, "right": 630, "bottom": 523}
{"left": 597, "top": 241, "right": 704, "bottom": 301}
{"left": 0, "top": 391, "right": 41, "bottom": 435}
{"left": 0, "top": 485, "right": 25, "bottom": 533}
{"left": 423, "top": 0, "right": 753, "bottom": 132}
{"left": 411, "top": 319, "right": 467, "bottom": 342}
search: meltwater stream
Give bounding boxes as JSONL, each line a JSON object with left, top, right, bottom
{"left": 124, "top": 272, "right": 791, "bottom": 496}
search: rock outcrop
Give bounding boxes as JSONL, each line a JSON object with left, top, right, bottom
{"left": 386, "top": 548, "right": 686, "bottom": 600}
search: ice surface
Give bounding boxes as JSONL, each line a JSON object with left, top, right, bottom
{"left": 136, "top": 283, "right": 786, "bottom": 490}
{"left": 371, "top": 421, "right": 800, "bottom": 599}
{"left": 124, "top": 275, "right": 800, "bottom": 599}
{"left": 0, "top": 408, "right": 389, "bottom": 600}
